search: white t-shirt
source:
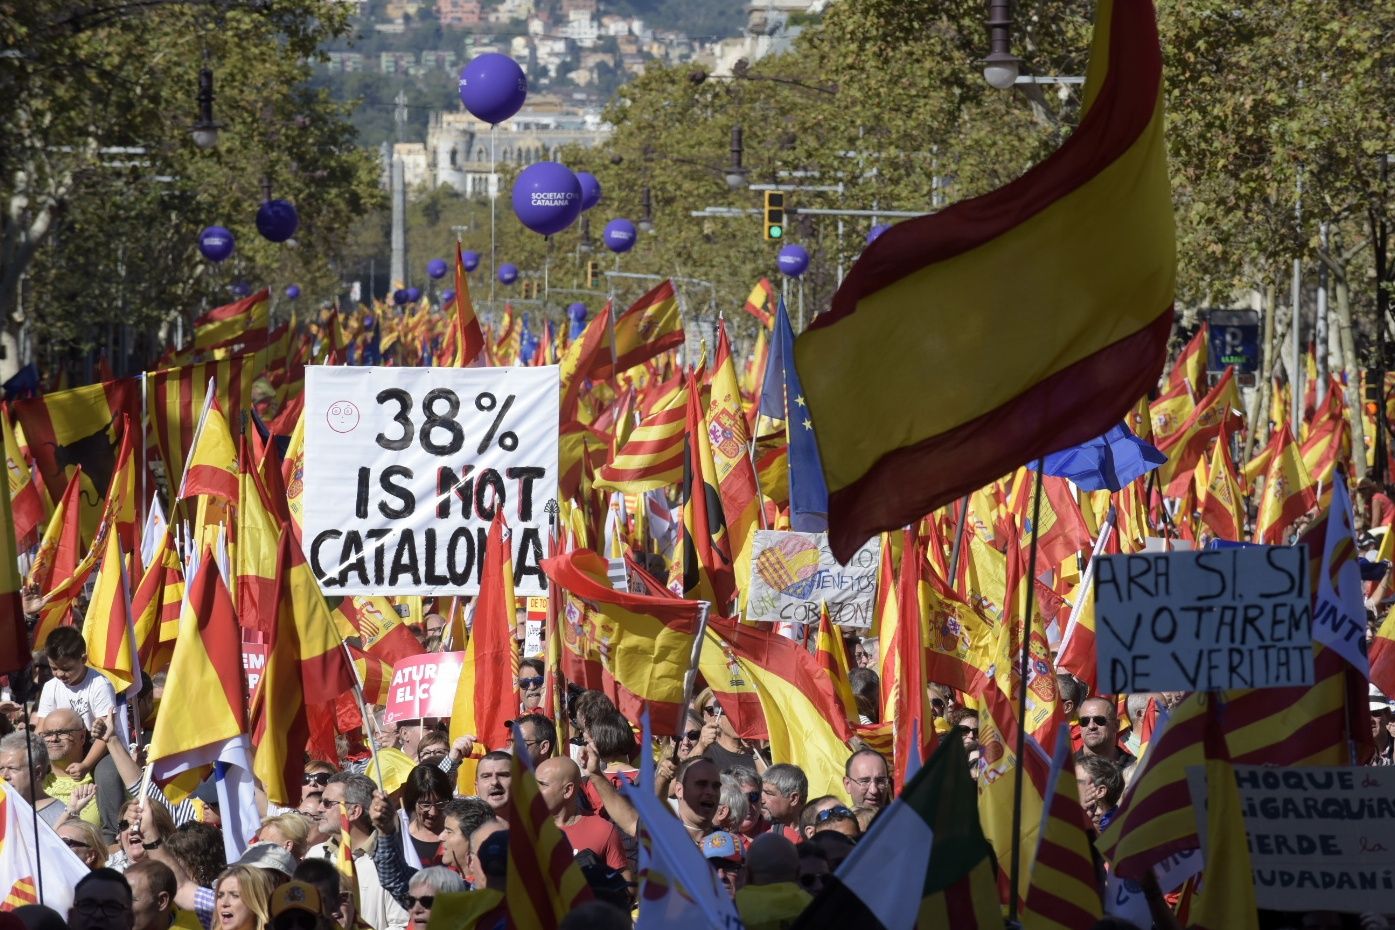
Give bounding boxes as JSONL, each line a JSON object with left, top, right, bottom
{"left": 36, "top": 669, "right": 117, "bottom": 728}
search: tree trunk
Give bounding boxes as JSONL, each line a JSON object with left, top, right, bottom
{"left": 1333, "top": 270, "right": 1367, "bottom": 479}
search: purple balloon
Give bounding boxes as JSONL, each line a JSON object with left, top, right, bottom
{"left": 284, "top": 285, "right": 301, "bottom": 300}
{"left": 567, "top": 302, "right": 587, "bottom": 322}
{"left": 575, "top": 172, "right": 602, "bottom": 211}
{"left": 603, "top": 218, "right": 636, "bottom": 254}
{"left": 867, "top": 223, "right": 891, "bottom": 244}
{"left": 405, "top": 287, "right": 422, "bottom": 303}
{"left": 426, "top": 258, "right": 448, "bottom": 279}
{"left": 230, "top": 280, "right": 252, "bottom": 297}
{"left": 458, "top": 53, "right": 528, "bottom": 126}
{"left": 511, "top": 162, "right": 582, "bottom": 236}
{"left": 461, "top": 250, "right": 481, "bottom": 272}
{"left": 498, "top": 263, "right": 519, "bottom": 285}
{"left": 255, "top": 199, "right": 299, "bottom": 243}
{"left": 778, "top": 244, "right": 810, "bottom": 277}
{"left": 198, "top": 226, "right": 235, "bottom": 262}
{"left": 441, "top": 288, "right": 456, "bottom": 304}
{"left": 393, "top": 288, "right": 410, "bottom": 306}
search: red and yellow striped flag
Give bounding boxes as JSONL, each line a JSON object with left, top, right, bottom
{"left": 131, "top": 525, "right": 186, "bottom": 664}
{"left": 193, "top": 289, "right": 270, "bottom": 352}
{"left": 335, "top": 803, "right": 360, "bottom": 913}
{"left": 1021, "top": 725, "right": 1102, "bottom": 930}
{"left": 148, "top": 353, "right": 262, "bottom": 490}
{"left": 450, "top": 241, "right": 486, "bottom": 366}
{"left": 589, "top": 279, "right": 684, "bottom": 381}
{"left": 593, "top": 383, "right": 687, "bottom": 492}
{"left": 504, "top": 728, "right": 594, "bottom": 929}
{"left": 3, "top": 411, "right": 45, "bottom": 548}
{"left": 0, "top": 414, "right": 29, "bottom": 673}
{"left": 81, "top": 530, "right": 139, "bottom": 695}
{"left": 794, "top": 0, "right": 1174, "bottom": 562}
{"left": 542, "top": 548, "right": 704, "bottom": 735}
{"left": 814, "top": 601, "right": 858, "bottom": 725}
{"left": 743, "top": 277, "right": 775, "bottom": 328}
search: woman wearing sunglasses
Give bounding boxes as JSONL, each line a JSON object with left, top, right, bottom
{"left": 403, "top": 866, "right": 465, "bottom": 930}
{"left": 692, "top": 688, "right": 761, "bottom": 775}
{"left": 107, "top": 796, "right": 177, "bottom": 872}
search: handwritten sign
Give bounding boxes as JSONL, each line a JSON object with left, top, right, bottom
{"left": 1189, "top": 765, "right": 1395, "bottom": 913}
{"left": 745, "top": 530, "right": 880, "bottom": 627}
{"left": 383, "top": 652, "right": 463, "bottom": 726}
{"left": 304, "top": 366, "right": 559, "bottom": 596}
{"left": 1094, "top": 546, "right": 1312, "bottom": 693}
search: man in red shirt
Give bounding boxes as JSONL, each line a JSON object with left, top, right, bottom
{"left": 535, "top": 756, "right": 630, "bottom": 883}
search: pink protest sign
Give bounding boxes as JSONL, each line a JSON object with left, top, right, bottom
{"left": 383, "top": 652, "right": 464, "bottom": 725}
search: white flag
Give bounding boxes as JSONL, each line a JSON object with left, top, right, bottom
{"left": 0, "top": 781, "right": 92, "bottom": 914}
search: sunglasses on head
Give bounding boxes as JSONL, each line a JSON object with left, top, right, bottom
{"left": 816, "top": 805, "right": 855, "bottom": 823}
{"left": 63, "top": 837, "right": 91, "bottom": 850}
{"left": 1079, "top": 715, "right": 1110, "bottom": 728}
{"left": 518, "top": 676, "right": 544, "bottom": 689}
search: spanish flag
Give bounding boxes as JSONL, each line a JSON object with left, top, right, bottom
{"left": 542, "top": 548, "right": 705, "bottom": 736}
{"left": 0, "top": 417, "right": 28, "bottom": 674}
{"left": 3, "top": 411, "right": 44, "bottom": 547}
{"left": 193, "top": 289, "right": 270, "bottom": 352}
{"left": 1252, "top": 423, "right": 1316, "bottom": 544}
{"left": 589, "top": 279, "right": 684, "bottom": 381}
{"left": 743, "top": 277, "right": 775, "bottom": 328}
{"left": 793, "top": 0, "right": 1174, "bottom": 561}
{"left": 81, "top": 530, "right": 139, "bottom": 695}
{"left": 1197, "top": 425, "right": 1243, "bottom": 541}
{"left": 559, "top": 302, "right": 613, "bottom": 421}
{"left": 449, "top": 241, "right": 486, "bottom": 366}
{"left": 178, "top": 394, "right": 239, "bottom": 502}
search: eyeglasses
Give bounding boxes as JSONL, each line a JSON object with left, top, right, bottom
{"left": 816, "top": 805, "right": 855, "bottom": 823}
{"left": 63, "top": 837, "right": 91, "bottom": 850}
{"left": 41, "top": 728, "right": 82, "bottom": 741}
{"left": 1078, "top": 715, "right": 1110, "bottom": 728}
{"left": 415, "top": 799, "right": 444, "bottom": 812}
{"left": 72, "top": 900, "right": 127, "bottom": 917}
{"left": 305, "top": 772, "right": 332, "bottom": 787}
{"left": 405, "top": 894, "right": 436, "bottom": 909}
{"left": 518, "top": 676, "right": 544, "bottom": 689}
{"left": 849, "top": 776, "right": 891, "bottom": 789}
{"left": 702, "top": 704, "right": 722, "bottom": 717}
{"left": 681, "top": 730, "right": 701, "bottom": 742}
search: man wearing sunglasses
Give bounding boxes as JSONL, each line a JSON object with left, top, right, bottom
{"left": 518, "top": 659, "right": 545, "bottom": 713}
{"left": 1076, "top": 697, "right": 1135, "bottom": 772}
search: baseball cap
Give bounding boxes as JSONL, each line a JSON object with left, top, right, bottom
{"left": 237, "top": 842, "right": 297, "bottom": 876}
{"left": 270, "top": 881, "right": 324, "bottom": 918}
{"left": 700, "top": 831, "right": 744, "bottom": 864}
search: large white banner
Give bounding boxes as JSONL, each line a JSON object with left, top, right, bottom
{"left": 304, "top": 366, "right": 559, "bottom": 596}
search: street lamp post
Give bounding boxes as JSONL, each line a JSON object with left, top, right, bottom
{"left": 191, "top": 64, "right": 221, "bottom": 149}
{"left": 982, "top": 0, "right": 1021, "bottom": 90}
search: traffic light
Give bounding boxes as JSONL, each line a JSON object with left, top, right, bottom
{"left": 585, "top": 260, "right": 597, "bottom": 288}
{"left": 764, "top": 191, "right": 785, "bottom": 240}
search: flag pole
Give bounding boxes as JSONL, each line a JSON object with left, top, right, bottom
{"left": 1058, "top": 506, "right": 1114, "bottom": 660}
{"left": 339, "top": 639, "right": 389, "bottom": 791}
{"left": 680, "top": 602, "right": 712, "bottom": 722}
{"left": 1008, "top": 461, "right": 1045, "bottom": 924}
{"left": 946, "top": 494, "right": 971, "bottom": 588}
{"left": 23, "top": 700, "right": 44, "bottom": 904}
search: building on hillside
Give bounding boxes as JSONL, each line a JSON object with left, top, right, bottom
{"left": 384, "top": 0, "right": 427, "bottom": 21}
{"left": 325, "top": 51, "right": 365, "bottom": 73}
{"left": 419, "top": 49, "right": 458, "bottom": 72}
{"left": 392, "top": 143, "right": 430, "bottom": 189}
{"left": 561, "top": 0, "right": 596, "bottom": 12}
{"left": 380, "top": 51, "right": 416, "bottom": 74}
{"left": 490, "top": 0, "right": 534, "bottom": 23}
{"left": 437, "top": 0, "right": 481, "bottom": 27}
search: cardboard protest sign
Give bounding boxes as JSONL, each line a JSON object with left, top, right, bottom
{"left": 745, "top": 530, "right": 879, "bottom": 626}
{"left": 1094, "top": 546, "right": 1312, "bottom": 693}
{"left": 383, "top": 652, "right": 463, "bottom": 725}
{"left": 304, "top": 366, "right": 559, "bottom": 596}
{"left": 1189, "top": 765, "right": 1395, "bottom": 914}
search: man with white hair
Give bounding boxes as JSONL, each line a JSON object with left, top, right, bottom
{"left": 0, "top": 730, "right": 76, "bottom": 827}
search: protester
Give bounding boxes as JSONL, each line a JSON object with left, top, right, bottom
{"left": 700, "top": 831, "right": 746, "bottom": 897}
{"left": 434, "top": 797, "right": 496, "bottom": 879}
{"left": 307, "top": 772, "right": 408, "bottom": 930}
{"left": 758, "top": 764, "right": 806, "bottom": 840}
{"left": 125, "top": 860, "right": 178, "bottom": 930}
{"left": 236, "top": 842, "right": 298, "bottom": 881}
{"left": 795, "top": 844, "right": 831, "bottom": 898}
{"left": 1076, "top": 697, "right": 1136, "bottom": 773}
{"left": 214, "top": 864, "right": 277, "bottom": 930}
{"left": 157, "top": 821, "right": 227, "bottom": 928}
{"left": 848, "top": 668, "right": 880, "bottom": 724}
{"left": 399, "top": 764, "right": 452, "bottom": 866}
{"left": 36, "top": 708, "right": 102, "bottom": 828}
{"left": 693, "top": 689, "right": 759, "bottom": 772}
{"left": 1076, "top": 754, "right": 1125, "bottom": 833}
{"left": 403, "top": 866, "right": 465, "bottom": 930}
{"left": 733, "top": 834, "right": 811, "bottom": 930}
{"left": 108, "top": 797, "right": 178, "bottom": 872}
{"left": 517, "top": 658, "right": 545, "bottom": 713}
{"left": 841, "top": 748, "right": 891, "bottom": 810}
{"left": 473, "top": 751, "right": 512, "bottom": 814}
{"left": 0, "top": 730, "right": 73, "bottom": 827}
{"left": 267, "top": 880, "right": 332, "bottom": 930}
{"left": 291, "top": 860, "right": 355, "bottom": 930}
{"left": 799, "top": 800, "right": 859, "bottom": 841}
{"left": 513, "top": 712, "right": 557, "bottom": 766}
{"left": 673, "top": 757, "right": 721, "bottom": 842}
{"left": 535, "top": 757, "right": 628, "bottom": 878}
{"left": 714, "top": 772, "right": 751, "bottom": 842}
{"left": 256, "top": 813, "right": 311, "bottom": 862}
{"left": 69, "top": 867, "right": 135, "bottom": 930}
{"left": 413, "top": 731, "right": 450, "bottom": 768}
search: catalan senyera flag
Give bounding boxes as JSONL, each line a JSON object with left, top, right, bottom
{"left": 1252, "top": 423, "right": 1317, "bottom": 544}
{"left": 593, "top": 383, "right": 688, "bottom": 492}
{"left": 81, "top": 530, "right": 139, "bottom": 695}
{"left": 131, "top": 525, "right": 186, "bottom": 663}
{"left": 451, "top": 241, "right": 486, "bottom": 366}
{"left": 178, "top": 393, "right": 239, "bottom": 502}
{"left": 25, "top": 467, "right": 82, "bottom": 604}
{"left": 1370, "top": 604, "right": 1395, "bottom": 699}
{"left": 0, "top": 419, "right": 28, "bottom": 674}
{"left": 1197, "top": 425, "right": 1244, "bottom": 541}
{"left": 589, "top": 279, "right": 684, "bottom": 381}
{"left": 504, "top": 726, "right": 595, "bottom": 930}
{"left": 1188, "top": 754, "right": 1260, "bottom": 930}
{"left": 1021, "top": 725, "right": 1102, "bottom": 930}
{"left": 148, "top": 353, "right": 262, "bottom": 492}
{"left": 542, "top": 548, "right": 703, "bottom": 736}
{"left": 350, "top": 643, "right": 393, "bottom": 706}
{"left": 193, "top": 289, "right": 270, "bottom": 352}
{"left": 3, "top": 411, "right": 44, "bottom": 547}
{"left": 699, "top": 618, "right": 852, "bottom": 799}
{"left": 793, "top": 0, "right": 1174, "bottom": 562}
{"left": 1098, "top": 648, "right": 1352, "bottom": 879}
{"left": 450, "top": 512, "right": 518, "bottom": 785}
{"left": 252, "top": 531, "right": 355, "bottom": 806}
{"left": 335, "top": 803, "right": 360, "bottom": 913}
{"left": 11, "top": 377, "right": 141, "bottom": 541}
{"left": 147, "top": 552, "right": 247, "bottom": 779}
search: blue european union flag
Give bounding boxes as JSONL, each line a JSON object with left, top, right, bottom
{"left": 768, "top": 298, "right": 828, "bottom": 532}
